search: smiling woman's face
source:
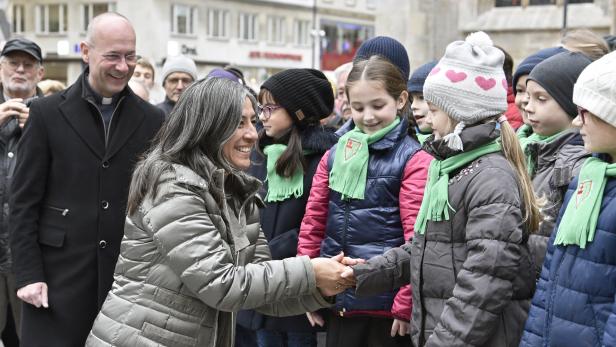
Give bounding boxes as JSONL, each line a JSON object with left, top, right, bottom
{"left": 222, "top": 97, "right": 258, "bottom": 171}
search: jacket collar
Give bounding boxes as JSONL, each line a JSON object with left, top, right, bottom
{"left": 58, "top": 68, "right": 145, "bottom": 160}
{"left": 424, "top": 122, "right": 500, "bottom": 161}
{"left": 527, "top": 128, "right": 583, "bottom": 168}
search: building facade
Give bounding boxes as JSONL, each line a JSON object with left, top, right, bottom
{"left": 378, "top": 0, "right": 615, "bottom": 70}
{"left": 5, "top": 0, "right": 375, "bottom": 87}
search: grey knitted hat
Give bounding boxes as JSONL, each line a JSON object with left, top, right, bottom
{"left": 162, "top": 55, "right": 198, "bottom": 83}
{"left": 424, "top": 31, "right": 508, "bottom": 150}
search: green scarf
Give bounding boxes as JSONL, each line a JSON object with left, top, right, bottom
{"left": 263, "top": 144, "right": 304, "bottom": 202}
{"left": 516, "top": 124, "right": 533, "bottom": 149}
{"left": 329, "top": 117, "right": 401, "bottom": 200}
{"left": 522, "top": 131, "right": 563, "bottom": 176}
{"left": 554, "top": 157, "right": 616, "bottom": 249}
{"left": 417, "top": 132, "right": 431, "bottom": 144}
{"left": 415, "top": 140, "right": 502, "bottom": 234}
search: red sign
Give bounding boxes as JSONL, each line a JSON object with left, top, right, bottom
{"left": 249, "top": 51, "right": 302, "bottom": 62}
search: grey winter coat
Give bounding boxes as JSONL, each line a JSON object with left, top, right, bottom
{"left": 352, "top": 123, "right": 535, "bottom": 347}
{"left": 525, "top": 128, "right": 588, "bottom": 276}
{"left": 86, "top": 162, "right": 330, "bottom": 347}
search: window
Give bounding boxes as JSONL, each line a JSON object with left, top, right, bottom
{"left": 12, "top": 5, "right": 25, "bottom": 33}
{"left": 35, "top": 4, "right": 68, "bottom": 34}
{"left": 172, "top": 4, "right": 197, "bottom": 35}
{"left": 294, "top": 19, "right": 311, "bottom": 46}
{"left": 238, "top": 13, "right": 257, "bottom": 41}
{"left": 207, "top": 9, "right": 229, "bottom": 39}
{"left": 528, "top": 0, "right": 555, "bottom": 4}
{"left": 495, "top": 0, "right": 521, "bottom": 6}
{"left": 81, "top": 3, "right": 116, "bottom": 32}
{"left": 267, "top": 16, "right": 285, "bottom": 44}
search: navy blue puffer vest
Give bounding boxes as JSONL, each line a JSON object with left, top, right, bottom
{"left": 321, "top": 118, "right": 421, "bottom": 314}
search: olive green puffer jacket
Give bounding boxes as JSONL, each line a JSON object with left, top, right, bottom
{"left": 86, "top": 162, "right": 330, "bottom": 347}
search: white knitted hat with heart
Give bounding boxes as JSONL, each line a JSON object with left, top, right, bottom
{"left": 423, "top": 31, "right": 508, "bottom": 150}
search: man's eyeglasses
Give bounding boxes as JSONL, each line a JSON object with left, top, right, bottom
{"left": 258, "top": 104, "right": 283, "bottom": 119}
{"left": 3, "top": 59, "right": 37, "bottom": 71}
{"left": 577, "top": 106, "right": 589, "bottom": 125}
{"left": 101, "top": 53, "right": 139, "bottom": 64}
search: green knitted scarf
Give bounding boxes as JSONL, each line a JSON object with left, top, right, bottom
{"left": 263, "top": 144, "right": 304, "bottom": 202}
{"left": 522, "top": 131, "right": 563, "bottom": 176}
{"left": 415, "top": 140, "right": 502, "bottom": 234}
{"left": 516, "top": 124, "right": 533, "bottom": 149}
{"left": 329, "top": 117, "right": 400, "bottom": 200}
{"left": 417, "top": 132, "right": 431, "bottom": 144}
{"left": 554, "top": 157, "right": 616, "bottom": 249}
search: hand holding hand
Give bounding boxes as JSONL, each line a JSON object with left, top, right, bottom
{"left": 306, "top": 311, "right": 324, "bottom": 327}
{"left": 311, "top": 252, "right": 355, "bottom": 296}
{"left": 17, "top": 282, "right": 48, "bottom": 308}
{"left": 391, "top": 318, "right": 410, "bottom": 337}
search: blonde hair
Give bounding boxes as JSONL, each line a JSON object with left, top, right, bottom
{"left": 561, "top": 29, "right": 609, "bottom": 61}
{"left": 498, "top": 119, "right": 542, "bottom": 232}
{"left": 38, "top": 79, "right": 66, "bottom": 96}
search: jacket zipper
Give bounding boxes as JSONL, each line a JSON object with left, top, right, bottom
{"left": 46, "top": 205, "right": 69, "bottom": 216}
{"left": 544, "top": 249, "right": 565, "bottom": 345}
{"left": 86, "top": 96, "right": 125, "bottom": 148}
{"left": 339, "top": 200, "right": 351, "bottom": 314}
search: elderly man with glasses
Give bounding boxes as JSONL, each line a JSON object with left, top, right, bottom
{"left": 0, "top": 37, "right": 45, "bottom": 346}
{"left": 9, "top": 12, "right": 165, "bottom": 347}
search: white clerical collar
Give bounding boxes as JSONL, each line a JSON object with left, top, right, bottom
{"left": 101, "top": 97, "right": 113, "bottom": 105}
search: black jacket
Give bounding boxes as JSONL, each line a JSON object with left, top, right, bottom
{"left": 0, "top": 86, "right": 43, "bottom": 274}
{"left": 237, "top": 125, "right": 337, "bottom": 332}
{"left": 9, "top": 71, "right": 164, "bottom": 347}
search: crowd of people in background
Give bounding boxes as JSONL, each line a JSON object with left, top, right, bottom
{"left": 0, "top": 9, "right": 615, "bottom": 347}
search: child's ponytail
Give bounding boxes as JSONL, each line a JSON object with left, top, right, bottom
{"left": 498, "top": 116, "right": 542, "bottom": 232}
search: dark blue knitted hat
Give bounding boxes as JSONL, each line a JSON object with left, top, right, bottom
{"left": 407, "top": 60, "right": 438, "bottom": 94}
{"left": 512, "top": 46, "right": 568, "bottom": 95}
{"left": 354, "top": 36, "right": 410, "bottom": 81}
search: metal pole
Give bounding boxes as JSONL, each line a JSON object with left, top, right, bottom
{"left": 562, "top": 0, "right": 569, "bottom": 35}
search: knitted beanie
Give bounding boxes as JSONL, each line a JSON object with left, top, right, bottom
{"left": 354, "top": 36, "right": 410, "bottom": 81}
{"left": 512, "top": 46, "right": 568, "bottom": 95}
{"left": 423, "top": 31, "right": 508, "bottom": 150}
{"left": 407, "top": 60, "right": 438, "bottom": 93}
{"left": 162, "top": 55, "right": 198, "bottom": 83}
{"left": 573, "top": 50, "right": 616, "bottom": 128}
{"left": 528, "top": 52, "right": 592, "bottom": 118}
{"left": 261, "top": 69, "right": 334, "bottom": 128}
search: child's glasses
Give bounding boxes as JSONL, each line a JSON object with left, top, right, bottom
{"left": 258, "top": 104, "right": 283, "bottom": 119}
{"left": 577, "top": 106, "right": 589, "bottom": 125}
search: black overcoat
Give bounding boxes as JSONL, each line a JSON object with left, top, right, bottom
{"left": 9, "top": 72, "right": 164, "bottom": 347}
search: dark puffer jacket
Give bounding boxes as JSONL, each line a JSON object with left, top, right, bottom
{"left": 520, "top": 161, "right": 616, "bottom": 347}
{"left": 237, "top": 126, "right": 337, "bottom": 332}
{"left": 526, "top": 129, "right": 589, "bottom": 277}
{"left": 352, "top": 123, "right": 535, "bottom": 347}
{"left": 298, "top": 117, "right": 425, "bottom": 315}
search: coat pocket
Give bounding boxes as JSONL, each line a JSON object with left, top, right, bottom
{"left": 141, "top": 322, "right": 197, "bottom": 347}
{"left": 38, "top": 204, "right": 69, "bottom": 247}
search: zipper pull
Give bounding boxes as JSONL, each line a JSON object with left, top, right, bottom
{"left": 62, "top": 209, "right": 69, "bottom": 216}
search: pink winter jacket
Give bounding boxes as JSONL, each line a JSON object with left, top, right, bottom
{"left": 298, "top": 149, "right": 432, "bottom": 321}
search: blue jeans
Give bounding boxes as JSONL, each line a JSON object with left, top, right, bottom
{"left": 256, "top": 329, "right": 317, "bottom": 347}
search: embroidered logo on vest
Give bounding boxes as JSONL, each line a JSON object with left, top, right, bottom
{"left": 344, "top": 139, "right": 362, "bottom": 160}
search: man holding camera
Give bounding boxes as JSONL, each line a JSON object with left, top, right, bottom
{"left": 0, "top": 37, "right": 44, "bottom": 344}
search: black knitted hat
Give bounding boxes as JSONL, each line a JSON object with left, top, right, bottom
{"left": 261, "top": 69, "right": 334, "bottom": 128}
{"left": 527, "top": 52, "right": 591, "bottom": 118}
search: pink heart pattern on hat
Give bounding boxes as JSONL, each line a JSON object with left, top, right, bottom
{"left": 502, "top": 78, "right": 508, "bottom": 91}
{"left": 429, "top": 67, "right": 441, "bottom": 76}
{"left": 446, "top": 70, "right": 467, "bottom": 83}
{"left": 475, "top": 76, "right": 496, "bottom": 91}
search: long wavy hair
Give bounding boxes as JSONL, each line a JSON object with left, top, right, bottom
{"left": 127, "top": 78, "right": 257, "bottom": 215}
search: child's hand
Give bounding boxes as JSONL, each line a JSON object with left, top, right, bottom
{"left": 391, "top": 318, "right": 410, "bottom": 337}
{"left": 306, "top": 311, "right": 324, "bottom": 327}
